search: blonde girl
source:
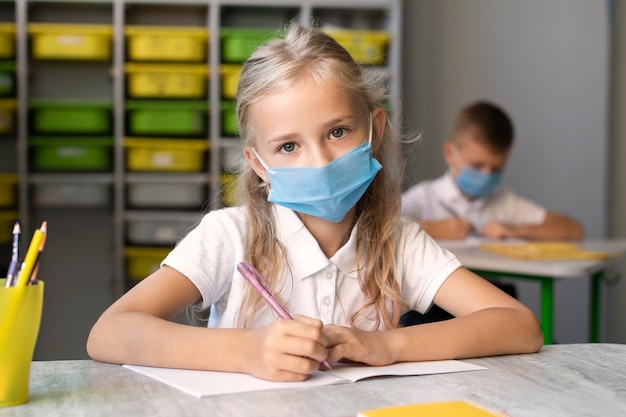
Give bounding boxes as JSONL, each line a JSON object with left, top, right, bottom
{"left": 87, "top": 23, "right": 542, "bottom": 382}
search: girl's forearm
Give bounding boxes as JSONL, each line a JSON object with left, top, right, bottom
{"left": 87, "top": 311, "right": 250, "bottom": 373}
{"left": 388, "top": 307, "right": 543, "bottom": 363}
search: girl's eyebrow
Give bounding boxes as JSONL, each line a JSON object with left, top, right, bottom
{"left": 266, "top": 132, "right": 298, "bottom": 146}
{"left": 264, "top": 115, "right": 358, "bottom": 146}
{"left": 323, "top": 115, "right": 357, "bottom": 128}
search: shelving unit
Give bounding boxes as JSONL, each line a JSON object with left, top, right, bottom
{"left": 0, "top": 0, "right": 17, "bottom": 279}
{"left": 2, "top": 0, "right": 402, "bottom": 359}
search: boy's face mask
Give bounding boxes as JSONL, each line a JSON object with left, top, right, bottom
{"left": 253, "top": 115, "right": 382, "bottom": 223}
{"left": 455, "top": 167, "right": 502, "bottom": 199}
{"left": 451, "top": 145, "right": 502, "bottom": 199}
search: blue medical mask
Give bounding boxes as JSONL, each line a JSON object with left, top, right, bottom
{"left": 455, "top": 167, "right": 502, "bottom": 199}
{"left": 253, "top": 117, "right": 382, "bottom": 223}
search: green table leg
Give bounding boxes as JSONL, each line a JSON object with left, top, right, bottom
{"left": 470, "top": 269, "right": 555, "bottom": 344}
{"left": 471, "top": 268, "right": 606, "bottom": 344}
{"left": 590, "top": 271, "right": 603, "bottom": 343}
{"left": 539, "top": 277, "right": 554, "bottom": 345}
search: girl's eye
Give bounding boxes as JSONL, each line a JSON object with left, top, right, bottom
{"left": 279, "top": 142, "right": 296, "bottom": 153}
{"left": 329, "top": 128, "right": 347, "bottom": 140}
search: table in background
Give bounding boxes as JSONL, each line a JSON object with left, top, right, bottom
{"left": 3, "top": 344, "right": 626, "bottom": 417}
{"left": 441, "top": 239, "right": 626, "bottom": 344}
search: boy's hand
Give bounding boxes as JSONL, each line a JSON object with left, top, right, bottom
{"left": 439, "top": 217, "right": 474, "bottom": 239}
{"left": 244, "top": 315, "right": 329, "bottom": 382}
{"left": 323, "top": 325, "right": 395, "bottom": 366}
{"left": 480, "top": 220, "right": 517, "bottom": 239}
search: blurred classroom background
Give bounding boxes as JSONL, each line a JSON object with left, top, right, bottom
{"left": 0, "top": 0, "right": 624, "bottom": 360}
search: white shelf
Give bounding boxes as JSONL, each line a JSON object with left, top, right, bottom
{"left": 9, "top": 0, "right": 402, "bottom": 296}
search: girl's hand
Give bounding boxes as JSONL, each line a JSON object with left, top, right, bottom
{"left": 324, "top": 325, "right": 395, "bottom": 366}
{"left": 243, "top": 315, "right": 329, "bottom": 382}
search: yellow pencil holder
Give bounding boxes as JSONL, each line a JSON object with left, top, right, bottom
{"left": 0, "top": 279, "right": 44, "bottom": 407}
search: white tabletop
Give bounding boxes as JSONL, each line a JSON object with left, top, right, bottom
{"left": 440, "top": 238, "right": 626, "bottom": 278}
{"left": 4, "top": 344, "right": 626, "bottom": 417}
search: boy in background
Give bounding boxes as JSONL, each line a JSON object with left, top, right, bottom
{"left": 400, "top": 100, "right": 583, "bottom": 326}
{"left": 401, "top": 100, "right": 583, "bottom": 241}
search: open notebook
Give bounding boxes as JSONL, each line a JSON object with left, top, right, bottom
{"left": 124, "top": 360, "right": 486, "bottom": 398}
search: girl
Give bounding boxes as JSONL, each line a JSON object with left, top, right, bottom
{"left": 87, "top": 23, "right": 542, "bottom": 382}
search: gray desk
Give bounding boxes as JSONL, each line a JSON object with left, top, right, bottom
{"left": 3, "top": 344, "right": 626, "bottom": 416}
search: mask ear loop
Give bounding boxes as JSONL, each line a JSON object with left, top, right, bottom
{"left": 252, "top": 148, "right": 270, "bottom": 171}
{"left": 251, "top": 148, "right": 272, "bottom": 193}
{"left": 367, "top": 113, "right": 373, "bottom": 145}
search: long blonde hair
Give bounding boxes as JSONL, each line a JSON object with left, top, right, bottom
{"left": 235, "top": 22, "right": 407, "bottom": 329}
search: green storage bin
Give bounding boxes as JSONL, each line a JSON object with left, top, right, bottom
{"left": 30, "top": 100, "right": 112, "bottom": 134}
{"left": 30, "top": 137, "right": 113, "bottom": 171}
{"left": 221, "top": 100, "right": 238, "bottom": 137}
{"left": 126, "top": 100, "right": 208, "bottom": 137}
{"left": 0, "top": 61, "right": 15, "bottom": 97}
{"left": 220, "top": 28, "right": 278, "bottom": 63}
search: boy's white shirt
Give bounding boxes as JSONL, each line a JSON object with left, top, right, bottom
{"left": 162, "top": 204, "right": 461, "bottom": 331}
{"left": 400, "top": 171, "right": 547, "bottom": 232}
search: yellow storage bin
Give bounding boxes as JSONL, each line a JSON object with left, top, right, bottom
{"left": 126, "top": 25, "right": 208, "bottom": 62}
{"left": 28, "top": 23, "right": 113, "bottom": 61}
{"left": 0, "top": 210, "right": 18, "bottom": 244}
{"left": 125, "top": 138, "right": 208, "bottom": 172}
{"left": 323, "top": 29, "right": 390, "bottom": 65}
{"left": 124, "top": 247, "right": 171, "bottom": 281}
{"left": 125, "top": 63, "right": 208, "bottom": 98}
{"left": 0, "top": 99, "right": 16, "bottom": 134}
{"left": 0, "top": 24, "right": 15, "bottom": 58}
{"left": 220, "top": 173, "right": 238, "bottom": 207}
{"left": 0, "top": 174, "right": 17, "bottom": 208}
{"left": 220, "top": 65, "right": 241, "bottom": 99}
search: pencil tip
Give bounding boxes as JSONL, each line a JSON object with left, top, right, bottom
{"left": 40, "top": 221, "right": 48, "bottom": 232}
{"left": 12, "top": 222, "right": 20, "bottom": 233}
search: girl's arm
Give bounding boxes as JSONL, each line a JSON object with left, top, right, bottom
{"left": 324, "top": 267, "right": 543, "bottom": 365}
{"left": 86, "top": 265, "right": 329, "bottom": 381}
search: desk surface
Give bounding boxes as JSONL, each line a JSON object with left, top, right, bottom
{"left": 4, "top": 344, "right": 626, "bottom": 417}
{"left": 442, "top": 239, "right": 626, "bottom": 278}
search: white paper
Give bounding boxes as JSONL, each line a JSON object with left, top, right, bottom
{"left": 123, "top": 360, "right": 486, "bottom": 398}
{"left": 325, "top": 359, "right": 486, "bottom": 382}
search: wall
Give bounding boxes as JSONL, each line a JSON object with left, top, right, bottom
{"left": 402, "top": 0, "right": 612, "bottom": 342}
{"left": 33, "top": 208, "right": 115, "bottom": 359}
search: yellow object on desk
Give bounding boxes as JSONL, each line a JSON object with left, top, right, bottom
{"left": 479, "top": 241, "right": 614, "bottom": 260}
{"left": 357, "top": 400, "right": 502, "bottom": 417}
{"left": 0, "top": 280, "right": 44, "bottom": 407}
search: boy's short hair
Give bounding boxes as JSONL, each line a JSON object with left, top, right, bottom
{"left": 454, "top": 101, "right": 514, "bottom": 152}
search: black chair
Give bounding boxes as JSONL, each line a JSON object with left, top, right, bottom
{"left": 400, "top": 281, "right": 518, "bottom": 326}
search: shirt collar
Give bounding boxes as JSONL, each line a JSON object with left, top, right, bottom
{"left": 273, "top": 204, "right": 359, "bottom": 280}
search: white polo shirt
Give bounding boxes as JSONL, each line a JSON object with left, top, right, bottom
{"left": 162, "top": 204, "right": 461, "bottom": 331}
{"left": 401, "top": 171, "right": 547, "bottom": 232}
